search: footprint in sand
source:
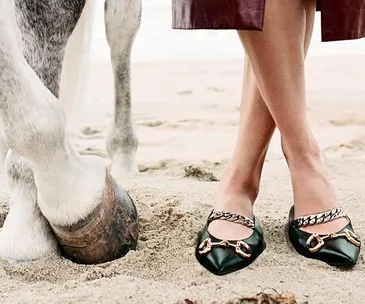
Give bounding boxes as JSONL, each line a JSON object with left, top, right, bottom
{"left": 141, "top": 121, "right": 165, "bottom": 127}
{"left": 177, "top": 90, "right": 193, "bottom": 95}
{"left": 329, "top": 116, "right": 365, "bottom": 126}
{"left": 79, "top": 126, "right": 104, "bottom": 138}
{"left": 67, "top": 126, "right": 104, "bottom": 140}
{"left": 138, "top": 159, "right": 177, "bottom": 172}
{"left": 326, "top": 134, "right": 365, "bottom": 156}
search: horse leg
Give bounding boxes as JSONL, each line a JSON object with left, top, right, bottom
{"left": 0, "top": 151, "right": 60, "bottom": 261}
{"left": 0, "top": 0, "right": 78, "bottom": 261}
{"left": 0, "top": 0, "right": 138, "bottom": 264}
{"left": 104, "top": 0, "right": 142, "bottom": 178}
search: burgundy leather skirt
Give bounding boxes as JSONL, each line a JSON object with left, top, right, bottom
{"left": 172, "top": 0, "right": 365, "bottom": 42}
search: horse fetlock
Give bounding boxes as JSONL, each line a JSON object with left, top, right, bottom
{"left": 0, "top": 195, "right": 60, "bottom": 262}
{"left": 106, "top": 128, "right": 139, "bottom": 175}
{"left": 107, "top": 127, "right": 138, "bottom": 154}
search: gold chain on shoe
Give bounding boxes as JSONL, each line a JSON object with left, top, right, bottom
{"left": 198, "top": 237, "right": 252, "bottom": 258}
{"left": 306, "top": 229, "right": 361, "bottom": 253}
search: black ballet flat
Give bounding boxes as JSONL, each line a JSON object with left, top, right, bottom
{"left": 288, "top": 206, "right": 361, "bottom": 267}
{"left": 195, "top": 210, "right": 266, "bottom": 275}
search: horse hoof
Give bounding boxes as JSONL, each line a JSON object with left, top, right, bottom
{"left": 50, "top": 171, "right": 139, "bottom": 264}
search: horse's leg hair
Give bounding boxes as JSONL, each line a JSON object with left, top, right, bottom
{"left": 105, "top": 0, "right": 141, "bottom": 178}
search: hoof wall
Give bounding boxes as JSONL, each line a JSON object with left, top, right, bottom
{"left": 50, "top": 172, "right": 139, "bottom": 264}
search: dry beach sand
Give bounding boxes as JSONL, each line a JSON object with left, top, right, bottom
{"left": 0, "top": 56, "right": 365, "bottom": 303}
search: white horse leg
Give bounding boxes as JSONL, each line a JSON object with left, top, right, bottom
{"left": 0, "top": 0, "right": 88, "bottom": 262}
{"left": 104, "top": 0, "right": 142, "bottom": 178}
{"left": 0, "top": 0, "right": 138, "bottom": 264}
{"left": 0, "top": 0, "right": 62, "bottom": 262}
{"left": 0, "top": 152, "right": 60, "bottom": 261}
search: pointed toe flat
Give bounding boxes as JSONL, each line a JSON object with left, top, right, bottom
{"left": 195, "top": 211, "right": 266, "bottom": 275}
{"left": 288, "top": 206, "right": 361, "bottom": 267}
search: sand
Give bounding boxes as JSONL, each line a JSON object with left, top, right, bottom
{"left": 0, "top": 56, "right": 365, "bottom": 304}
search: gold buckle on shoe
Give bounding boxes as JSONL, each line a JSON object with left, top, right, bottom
{"left": 344, "top": 229, "right": 361, "bottom": 247}
{"left": 306, "top": 229, "right": 361, "bottom": 253}
{"left": 198, "top": 237, "right": 252, "bottom": 258}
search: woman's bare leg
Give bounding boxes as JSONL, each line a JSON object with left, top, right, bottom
{"left": 208, "top": 55, "right": 276, "bottom": 239}
{"left": 209, "top": 0, "right": 317, "bottom": 239}
{"left": 238, "top": 0, "right": 347, "bottom": 234}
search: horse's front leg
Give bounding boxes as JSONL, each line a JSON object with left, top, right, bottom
{"left": 104, "top": 0, "right": 141, "bottom": 178}
{"left": 0, "top": 0, "right": 139, "bottom": 264}
{"left": 0, "top": 152, "right": 60, "bottom": 261}
{"left": 0, "top": 0, "right": 70, "bottom": 261}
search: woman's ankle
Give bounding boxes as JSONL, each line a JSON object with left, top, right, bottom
{"left": 281, "top": 136, "right": 339, "bottom": 220}
{"left": 218, "top": 164, "right": 261, "bottom": 204}
{"left": 281, "top": 136, "right": 323, "bottom": 170}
